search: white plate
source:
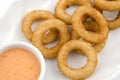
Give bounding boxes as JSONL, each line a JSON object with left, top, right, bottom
{"left": 0, "top": 0, "right": 120, "bottom": 80}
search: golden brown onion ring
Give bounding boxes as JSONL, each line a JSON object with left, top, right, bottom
{"left": 97, "top": 8, "right": 120, "bottom": 30}
{"left": 55, "top": 0, "right": 92, "bottom": 24}
{"left": 71, "top": 6, "right": 109, "bottom": 43}
{"left": 32, "top": 19, "right": 70, "bottom": 58}
{"left": 57, "top": 40, "right": 98, "bottom": 80}
{"left": 71, "top": 21, "right": 106, "bottom": 53}
{"left": 107, "top": 12, "right": 120, "bottom": 30}
{"left": 22, "top": 10, "right": 58, "bottom": 44}
{"left": 94, "top": 6, "right": 120, "bottom": 30}
{"left": 94, "top": 0, "right": 120, "bottom": 11}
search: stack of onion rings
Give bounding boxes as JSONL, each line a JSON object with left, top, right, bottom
{"left": 22, "top": 10, "right": 58, "bottom": 44}
{"left": 94, "top": 0, "right": 120, "bottom": 30}
{"left": 71, "top": 21, "right": 106, "bottom": 53}
{"left": 21, "top": 0, "right": 120, "bottom": 79}
{"left": 71, "top": 6, "right": 109, "bottom": 43}
{"left": 55, "top": 0, "right": 92, "bottom": 24}
{"left": 32, "top": 19, "right": 70, "bottom": 58}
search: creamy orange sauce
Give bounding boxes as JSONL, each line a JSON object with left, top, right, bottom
{"left": 0, "top": 48, "right": 40, "bottom": 80}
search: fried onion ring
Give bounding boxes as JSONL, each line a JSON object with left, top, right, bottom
{"left": 55, "top": 0, "right": 92, "bottom": 24}
{"left": 32, "top": 19, "right": 70, "bottom": 58}
{"left": 57, "top": 40, "right": 98, "bottom": 80}
{"left": 107, "top": 12, "right": 120, "bottom": 30}
{"left": 71, "top": 21, "right": 106, "bottom": 53}
{"left": 96, "top": 7, "right": 120, "bottom": 30}
{"left": 71, "top": 6, "right": 109, "bottom": 43}
{"left": 94, "top": 5, "right": 120, "bottom": 30}
{"left": 22, "top": 10, "right": 58, "bottom": 44}
{"left": 94, "top": 0, "right": 120, "bottom": 11}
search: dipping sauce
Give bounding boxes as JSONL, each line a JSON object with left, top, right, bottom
{"left": 0, "top": 48, "right": 40, "bottom": 80}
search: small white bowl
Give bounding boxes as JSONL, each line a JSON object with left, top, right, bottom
{"left": 0, "top": 41, "right": 45, "bottom": 80}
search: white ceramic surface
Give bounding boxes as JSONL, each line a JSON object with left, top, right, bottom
{"left": 0, "top": 0, "right": 120, "bottom": 80}
{"left": 0, "top": 41, "right": 45, "bottom": 80}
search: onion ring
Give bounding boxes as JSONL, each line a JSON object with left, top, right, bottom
{"left": 71, "top": 21, "right": 106, "bottom": 53}
{"left": 71, "top": 6, "right": 109, "bottom": 43}
{"left": 32, "top": 19, "right": 70, "bottom": 58}
{"left": 94, "top": 0, "right": 120, "bottom": 11}
{"left": 95, "top": 7, "right": 120, "bottom": 30}
{"left": 94, "top": 5, "right": 120, "bottom": 30}
{"left": 57, "top": 40, "right": 98, "bottom": 80}
{"left": 22, "top": 10, "right": 58, "bottom": 44}
{"left": 107, "top": 12, "right": 120, "bottom": 30}
{"left": 71, "top": 21, "right": 100, "bottom": 39}
{"left": 55, "top": 0, "right": 92, "bottom": 24}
